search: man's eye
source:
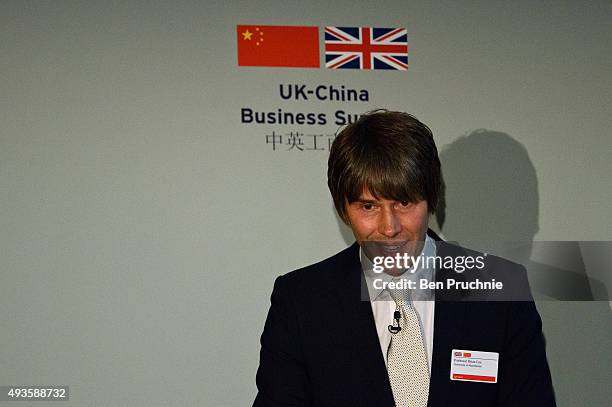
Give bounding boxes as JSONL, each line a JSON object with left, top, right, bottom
{"left": 362, "top": 203, "right": 375, "bottom": 210}
{"left": 399, "top": 201, "right": 411, "bottom": 207}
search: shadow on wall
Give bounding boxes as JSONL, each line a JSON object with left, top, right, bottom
{"left": 332, "top": 128, "right": 611, "bottom": 404}
{"left": 436, "top": 129, "right": 612, "bottom": 405}
{"left": 436, "top": 130, "right": 539, "bottom": 243}
{"left": 436, "top": 129, "right": 608, "bottom": 302}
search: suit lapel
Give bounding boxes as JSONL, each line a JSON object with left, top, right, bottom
{"left": 428, "top": 237, "right": 469, "bottom": 407}
{"left": 428, "top": 300, "right": 467, "bottom": 406}
{"left": 334, "top": 243, "right": 396, "bottom": 407}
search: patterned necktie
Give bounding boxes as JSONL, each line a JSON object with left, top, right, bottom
{"left": 386, "top": 289, "right": 430, "bottom": 407}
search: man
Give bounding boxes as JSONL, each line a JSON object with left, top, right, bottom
{"left": 253, "top": 111, "right": 556, "bottom": 406}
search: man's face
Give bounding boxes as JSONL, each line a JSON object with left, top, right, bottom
{"left": 345, "top": 189, "right": 429, "bottom": 274}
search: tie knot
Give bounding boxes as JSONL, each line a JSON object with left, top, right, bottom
{"left": 387, "top": 287, "right": 411, "bottom": 308}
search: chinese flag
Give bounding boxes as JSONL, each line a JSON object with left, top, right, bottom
{"left": 237, "top": 25, "right": 320, "bottom": 68}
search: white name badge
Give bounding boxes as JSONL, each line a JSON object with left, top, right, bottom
{"left": 450, "top": 349, "right": 499, "bottom": 383}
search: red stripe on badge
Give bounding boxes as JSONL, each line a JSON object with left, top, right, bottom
{"left": 452, "top": 374, "right": 496, "bottom": 382}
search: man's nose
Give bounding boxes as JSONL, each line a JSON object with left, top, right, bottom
{"left": 378, "top": 208, "right": 401, "bottom": 238}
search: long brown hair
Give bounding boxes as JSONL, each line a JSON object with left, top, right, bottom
{"left": 328, "top": 110, "right": 441, "bottom": 223}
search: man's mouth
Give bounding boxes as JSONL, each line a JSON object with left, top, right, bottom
{"left": 376, "top": 242, "right": 408, "bottom": 254}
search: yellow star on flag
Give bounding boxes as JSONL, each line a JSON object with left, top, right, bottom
{"left": 242, "top": 29, "right": 253, "bottom": 40}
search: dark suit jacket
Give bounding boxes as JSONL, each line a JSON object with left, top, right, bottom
{"left": 254, "top": 232, "right": 556, "bottom": 407}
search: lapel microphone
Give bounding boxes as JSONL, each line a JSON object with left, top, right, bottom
{"left": 388, "top": 310, "right": 402, "bottom": 334}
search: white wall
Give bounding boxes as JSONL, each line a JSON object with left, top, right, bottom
{"left": 1, "top": 1, "right": 610, "bottom": 405}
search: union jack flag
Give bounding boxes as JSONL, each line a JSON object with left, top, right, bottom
{"left": 324, "top": 26, "right": 409, "bottom": 70}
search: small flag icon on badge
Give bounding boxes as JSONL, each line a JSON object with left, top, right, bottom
{"left": 237, "top": 25, "right": 320, "bottom": 68}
